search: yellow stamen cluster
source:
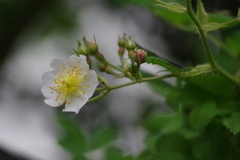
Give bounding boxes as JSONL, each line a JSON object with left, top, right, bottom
{"left": 49, "top": 61, "right": 90, "bottom": 107}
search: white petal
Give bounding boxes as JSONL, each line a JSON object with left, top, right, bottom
{"left": 68, "top": 55, "right": 89, "bottom": 74}
{"left": 42, "top": 71, "right": 56, "bottom": 87}
{"left": 50, "top": 58, "right": 65, "bottom": 70}
{"left": 44, "top": 97, "right": 64, "bottom": 107}
{"left": 41, "top": 85, "right": 59, "bottom": 98}
{"left": 63, "top": 92, "right": 88, "bottom": 114}
{"left": 80, "top": 70, "right": 99, "bottom": 98}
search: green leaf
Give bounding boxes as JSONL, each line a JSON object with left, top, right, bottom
{"left": 223, "top": 112, "right": 240, "bottom": 135}
{"left": 192, "top": 141, "right": 211, "bottom": 160}
{"left": 142, "top": 71, "right": 177, "bottom": 96}
{"left": 158, "top": 152, "right": 187, "bottom": 160}
{"left": 189, "top": 100, "right": 225, "bottom": 130}
{"left": 155, "top": 0, "right": 187, "bottom": 13}
{"left": 196, "top": 0, "right": 208, "bottom": 25}
{"left": 56, "top": 115, "right": 88, "bottom": 155}
{"left": 225, "top": 31, "right": 240, "bottom": 56}
{"left": 144, "top": 113, "right": 183, "bottom": 133}
{"left": 147, "top": 56, "right": 182, "bottom": 73}
{"left": 209, "top": 13, "right": 235, "bottom": 23}
{"left": 91, "top": 128, "right": 117, "bottom": 149}
{"left": 156, "top": 133, "right": 190, "bottom": 156}
{"left": 106, "top": 146, "right": 134, "bottom": 160}
{"left": 135, "top": 42, "right": 182, "bottom": 73}
{"left": 123, "top": 0, "right": 195, "bottom": 32}
{"left": 201, "top": 22, "right": 227, "bottom": 31}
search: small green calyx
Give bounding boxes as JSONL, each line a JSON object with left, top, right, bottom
{"left": 128, "top": 50, "right": 137, "bottom": 60}
{"left": 77, "top": 45, "right": 89, "bottom": 56}
{"left": 125, "top": 37, "right": 136, "bottom": 51}
{"left": 98, "top": 63, "right": 106, "bottom": 72}
{"left": 118, "top": 34, "right": 127, "bottom": 47}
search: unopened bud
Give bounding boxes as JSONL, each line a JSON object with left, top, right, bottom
{"left": 136, "top": 49, "right": 148, "bottom": 64}
{"left": 98, "top": 63, "right": 106, "bottom": 72}
{"left": 118, "top": 47, "right": 125, "bottom": 56}
{"left": 86, "top": 56, "right": 92, "bottom": 66}
{"left": 104, "top": 66, "right": 113, "bottom": 74}
{"left": 77, "top": 46, "right": 89, "bottom": 56}
{"left": 128, "top": 50, "right": 137, "bottom": 60}
{"left": 83, "top": 37, "right": 99, "bottom": 55}
{"left": 125, "top": 37, "right": 136, "bottom": 51}
{"left": 118, "top": 34, "right": 127, "bottom": 47}
{"left": 95, "top": 52, "right": 106, "bottom": 62}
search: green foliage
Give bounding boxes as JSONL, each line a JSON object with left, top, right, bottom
{"left": 189, "top": 100, "right": 225, "bottom": 131}
{"left": 57, "top": 114, "right": 119, "bottom": 160}
{"left": 223, "top": 112, "right": 240, "bottom": 135}
{"left": 146, "top": 56, "right": 182, "bottom": 73}
{"left": 144, "top": 114, "right": 183, "bottom": 133}
{"left": 91, "top": 128, "right": 117, "bottom": 149}
{"left": 57, "top": 114, "right": 88, "bottom": 156}
{"left": 196, "top": 0, "right": 208, "bottom": 25}
{"left": 154, "top": 1, "right": 187, "bottom": 13}
{"left": 225, "top": 31, "right": 240, "bottom": 56}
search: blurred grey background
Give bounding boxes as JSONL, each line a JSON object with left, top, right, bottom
{"left": 0, "top": 0, "right": 239, "bottom": 159}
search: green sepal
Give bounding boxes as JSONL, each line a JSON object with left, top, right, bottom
{"left": 196, "top": 0, "right": 208, "bottom": 25}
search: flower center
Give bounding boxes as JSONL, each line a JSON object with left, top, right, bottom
{"left": 50, "top": 62, "right": 89, "bottom": 106}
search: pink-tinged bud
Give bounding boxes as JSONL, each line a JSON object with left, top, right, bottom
{"left": 125, "top": 37, "right": 136, "bottom": 51}
{"left": 118, "top": 34, "right": 127, "bottom": 47}
{"left": 97, "top": 63, "right": 106, "bottom": 72}
{"left": 86, "top": 56, "right": 92, "bottom": 66}
{"left": 128, "top": 50, "right": 137, "bottom": 60}
{"left": 83, "top": 37, "right": 99, "bottom": 55}
{"left": 95, "top": 52, "right": 106, "bottom": 62}
{"left": 136, "top": 49, "right": 148, "bottom": 64}
{"left": 118, "top": 47, "right": 125, "bottom": 56}
{"left": 104, "top": 66, "right": 113, "bottom": 74}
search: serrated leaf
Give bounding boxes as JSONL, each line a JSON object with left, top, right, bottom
{"left": 135, "top": 42, "right": 182, "bottom": 73}
{"left": 223, "top": 112, "right": 240, "bottom": 135}
{"left": 189, "top": 100, "right": 224, "bottom": 130}
{"left": 201, "top": 22, "right": 227, "bottom": 31}
{"left": 155, "top": 1, "right": 187, "bottom": 13}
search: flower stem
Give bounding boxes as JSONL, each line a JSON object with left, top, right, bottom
{"left": 186, "top": 0, "right": 236, "bottom": 83}
{"left": 88, "top": 90, "right": 110, "bottom": 103}
{"left": 95, "top": 73, "right": 177, "bottom": 92}
{"left": 105, "top": 60, "right": 124, "bottom": 72}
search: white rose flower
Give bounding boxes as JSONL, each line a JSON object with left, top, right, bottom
{"left": 41, "top": 55, "right": 99, "bottom": 113}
